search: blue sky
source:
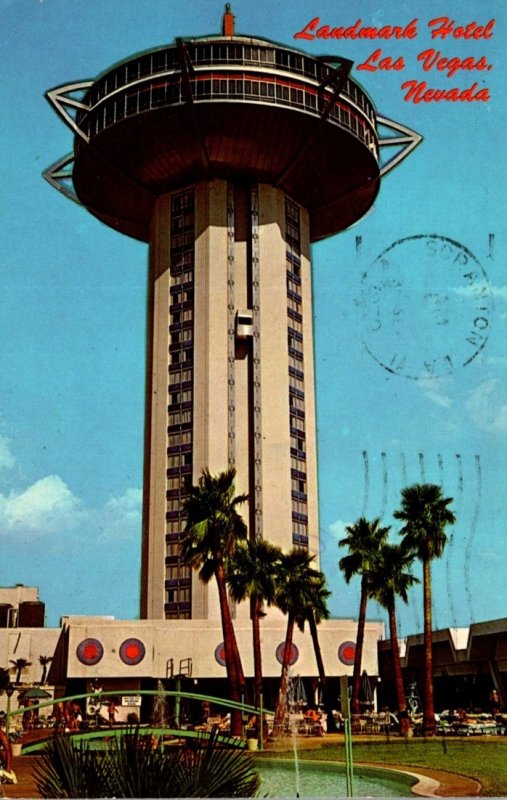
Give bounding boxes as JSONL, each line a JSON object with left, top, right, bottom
{"left": 0, "top": 0, "right": 505, "bottom": 634}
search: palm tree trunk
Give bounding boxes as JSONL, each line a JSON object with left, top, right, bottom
{"left": 251, "top": 596, "right": 263, "bottom": 708}
{"left": 273, "top": 615, "right": 295, "bottom": 735}
{"left": 422, "top": 558, "right": 436, "bottom": 736}
{"left": 388, "top": 599, "right": 410, "bottom": 735}
{"left": 309, "top": 612, "right": 326, "bottom": 686}
{"left": 309, "top": 612, "right": 337, "bottom": 733}
{"left": 215, "top": 559, "right": 244, "bottom": 736}
{"left": 352, "top": 577, "right": 368, "bottom": 715}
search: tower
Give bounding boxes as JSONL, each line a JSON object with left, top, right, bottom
{"left": 45, "top": 8, "right": 420, "bottom": 624}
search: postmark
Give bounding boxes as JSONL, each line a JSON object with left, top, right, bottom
{"left": 356, "top": 235, "right": 493, "bottom": 380}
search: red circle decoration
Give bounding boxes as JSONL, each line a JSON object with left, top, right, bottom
{"left": 119, "top": 638, "right": 146, "bottom": 666}
{"left": 276, "top": 642, "right": 299, "bottom": 666}
{"left": 214, "top": 643, "right": 226, "bottom": 667}
{"left": 338, "top": 641, "right": 356, "bottom": 666}
{"left": 76, "top": 638, "right": 104, "bottom": 666}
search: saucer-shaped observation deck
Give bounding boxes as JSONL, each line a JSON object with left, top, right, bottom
{"left": 56, "top": 34, "right": 382, "bottom": 242}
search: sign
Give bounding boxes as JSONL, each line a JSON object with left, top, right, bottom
{"left": 121, "top": 695, "right": 142, "bottom": 707}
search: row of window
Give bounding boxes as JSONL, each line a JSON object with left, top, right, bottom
{"left": 166, "top": 587, "right": 190, "bottom": 603}
{"left": 166, "top": 610, "right": 191, "bottom": 619}
{"left": 289, "top": 373, "right": 304, "bottom": 394}
{"left": 168, "top": 409, "right": 192, "bottom": 428}
{"left": 79, "top": 73, "right": 377, "bottom": 159}
{"left": 170, "top": 330, "right": 193, "bottom": 348}
{"left": 166, "top": 475, "right": 186, "bottom": 491}
{"left": 83, "top": 42, "right": 374, "bottom": 121}
{"left": 285, "top": 199, "right": 309, "bottom": 550}
{"left": 170, "top": 309, "right": 193, "bottom": 326}
{"left": 166, "top": 565, "right": 191, "bottom": 580}
{"left": 289, "top": 394, "right": 305, "bottom": 412}
{"left": 172, "top": 250, "right": 193, "bottom": 271}
{"left": 170, "top": 287, "right": 193, "bottom": 303}
{"left": 287, "top": 275, "right": 302, "bottom": 296}
{"left": 164, "top": 191, "right": 195, "bottom": 618}
{"left": 170, "top": 349, "right": 193, "bottom": 366}
{"left": 169, "top": 369, "right": 193, "bottom": 387}
{"left": 291, "top": 477, "right": 306, "bottom": 494}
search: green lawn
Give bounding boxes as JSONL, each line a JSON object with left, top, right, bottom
{"left": 293, "top": 738, "right": 507, "bottom": 796}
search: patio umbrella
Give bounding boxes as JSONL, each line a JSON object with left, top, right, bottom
{"left": 288, "top": 675, "right": 308, "bottom": 709}
{"left": 360, "top": 670, "right": 373, "bottom": 708}
{"left": 18, "top": 687, "right": 52, "bottom": 700}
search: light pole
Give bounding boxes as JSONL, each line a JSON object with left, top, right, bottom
{"left": 5, "top": 683, "right": 15, "bottom": 735}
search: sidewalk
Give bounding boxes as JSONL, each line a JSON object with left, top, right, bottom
{"left": 3, "top": 755, "right": 42, "bottom": 799}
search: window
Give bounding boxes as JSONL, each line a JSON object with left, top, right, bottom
{"left": 166, "top": 587, "right": 190, "bottom": 604}
{"left": 168, "top": 430, "right": 191, "bottom": 448}
{"left": 165, "top": 564, "right": 190, "bottom": 580}
{"left": 168, "top": 409, "right": 192, "bottom": 426}
{"left": 166, "top": 541, "right": 181, "bottom": 557}
{"left": 290, "top": 415, "right": 305, "bottom": 433}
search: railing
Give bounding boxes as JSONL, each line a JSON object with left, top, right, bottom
{"left": 7, "top": 689, "right": 268, "bottom": 754}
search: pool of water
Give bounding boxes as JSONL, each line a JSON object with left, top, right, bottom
{"left": 256, "top": 758, "right": 416, "bottom": 797}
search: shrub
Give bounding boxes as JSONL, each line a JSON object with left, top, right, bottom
{"left": 34, "top": 728, "right": 260, "bottom": 798}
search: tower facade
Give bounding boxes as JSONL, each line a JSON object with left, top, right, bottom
{"left": 142, "top": 182, "right": 320, "bottom": 619}
{"left": 45, "top": 11, "right": 419, "bottom": 625}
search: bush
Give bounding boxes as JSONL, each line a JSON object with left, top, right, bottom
{"left": 34, "top": 728, "right": 260, "bottom": 798}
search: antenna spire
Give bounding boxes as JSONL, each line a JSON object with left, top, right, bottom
{"left": 222, "top": 4, "right": 235, "bottom": 36}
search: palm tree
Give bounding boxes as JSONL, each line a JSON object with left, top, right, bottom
{"left": 369, "top": 542, "right": 418, "bottom": 735}
{"left": 226, "top": 538, "right": 282, "bottom": 712}
{"left": 180, "top": 467, "right": 248, "bottom": 736}
{"left": 10, "top": 657, "right": 32, "bottom": 684}
{"left": 39, "top": 655, "right": 53, "bottom": 685}
{"left": 338, "top": 517, "right": 390, "bottom": 715}
{"left": 394, "top": 483, "right": 456, "bottom": 735}
{"left": 295, "top": 571, "right": 333, "bottom": 724}
{"left": 272, "top": 549, "right": 325, "bottom": 734}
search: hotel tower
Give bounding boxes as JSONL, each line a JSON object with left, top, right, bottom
{"left": 45, "top": 7, "right": 419, "bottom": 630}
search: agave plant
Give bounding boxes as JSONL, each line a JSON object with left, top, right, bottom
{"left": 34, "top": 728, "right": 260, "bottom": 798}
{"left": 33, "top": 734, "right": 106, "bottom": 798}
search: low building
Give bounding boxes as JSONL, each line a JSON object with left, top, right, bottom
{"left": 378, "top": 618, "right": 507, "bottom": 713}
{"left": 1, "top": 585, "right": 384, "bottom": 723}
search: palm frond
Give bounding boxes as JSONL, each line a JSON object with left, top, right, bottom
{"left": 34, "top": 729, "right": 260, "bottom": 798}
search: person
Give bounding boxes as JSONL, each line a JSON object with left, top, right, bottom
{"left": 108, "top": 700, "right": 116, "bottom": 728}
{"left": 64, "top": 701, "right": 74, "bottom": 731}
{"left": 22, "top": 707, "right": 34, "bottom": 732}
{"left": 304, "top": 707, "right": 325, "bottom": 735}
{"left": 71, "top": 702, "right": 83, "bottom": 730}
{"left": 201, "top": 701, "right": 210, "bottom": 724}
{"left": 53, "top": 701, "right": 66, "bottom": 729}
{"left": 489, "top": 689, "right": 500, "bottom": 717}
{"left": 0, "top": 727, "right": 17, "bottom": 784}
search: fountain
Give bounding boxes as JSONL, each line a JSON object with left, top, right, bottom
{"left": 286, "top": 672, "right": 307, "bottom": 798}
{"left": 151, "top": 680, "right": 168, "bottom": 730}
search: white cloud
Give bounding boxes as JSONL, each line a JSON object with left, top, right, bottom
{"left": 0, "top": 475, "right": 84, "bottom": 533}
{"left": 451, "top": 282, "right": 505, "bottom": 300}
{"left": 330, "top": 519, "right": 350, "bottom": 541}
{"left": 483, "top": 356, "right": 507, "bottom": 367}
{"left": 0, "top": 436, "right": 15, "bottom": 471}
{"left": 0, "top": 473, "right": 142, "bottom": 543}
{"left": 95, "top": 488, "right": 142, "bottom": 541}
{"left": 491, "top": 285, "right": 507, "bottom": 300}
{"left": 466, "top": 379, "right": 507, "bottom": 433}
{"left": 417, "top": 375, "right": 453, "bottom": 408}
